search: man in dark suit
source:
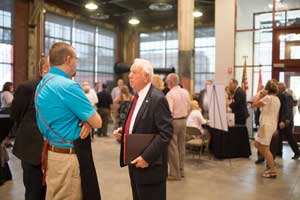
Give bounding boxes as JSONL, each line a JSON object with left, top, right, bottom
{"left": 10, "top": 56, "right": 50, "bottom": 200}
{"left": 228, "top": 79, "right": 249, "bottom": 125}
{"left": 97, "top": 83, "right": 113, "bottom": 137}
{"left": 113, "top": 58, "right": 173, "bottom": 200}
{"left": 277, "top": 82, "right": 300, "bottom": 159}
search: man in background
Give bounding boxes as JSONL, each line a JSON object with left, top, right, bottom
{"left": 82, "top": 81, "right": 98, "bottom": 108}
{"left": 228, "top": 79, "right": 249, "bottom": 125}
{"left": 97, "top": 83, "right": 113, "bottom": 137}
{"left": 11, "top": 55, "right": 50, "bottom": 200}
{"left": 111, "top": 78, "right": 124, "bottom": 100}
{"left": 166, "top": 73, "right": 190, "bottom": 180}
{"left": 277, "top": 82, "right": 300, "bottom": 159}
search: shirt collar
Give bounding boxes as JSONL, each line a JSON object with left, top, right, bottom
{"left": 171, "top": 85, "right": 181, "bottom": 90}
{"left": 49, "top": 67, "right": 70, "bottom": 79}
{"left": 137, "top": 82, "right": 151, "bottom": 99}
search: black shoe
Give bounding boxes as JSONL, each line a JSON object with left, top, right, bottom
{"left": 255, "top": 159, "right": 265, "bottom": 164}
{"left": 276, "top": 153, "right": 282, "bottom": 157}
{"left": 292, "top": 154, "right": 300, "bottom": 160}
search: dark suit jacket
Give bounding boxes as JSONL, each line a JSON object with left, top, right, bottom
{"left": 278, "top": 91, "right": 294, "bottom": 125}
{"left": 11, "top": 79, "right": 44, "bottom": 165}
{"left": 229, "top": 87, "right": 249, "bottom": 125}
{"left": 120, "top": 85, "right": 173, "bottom": 184}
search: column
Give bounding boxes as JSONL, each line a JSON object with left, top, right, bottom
{"left": 14, "top": 0, "right": 30, "bottom": 86}
{"left": 178, "top": 0, "right": 194, "bottom": 93}
{"left": 28, "top": 0, "right": 45, "bottom": 80}
{"left": 215, "top": 0, "right": 235, "bottom": 85}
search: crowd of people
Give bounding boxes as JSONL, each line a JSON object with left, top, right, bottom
{"left": 0, "top": 41, "right": 300, "bottom": 200}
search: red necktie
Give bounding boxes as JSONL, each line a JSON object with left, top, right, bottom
{"left": 124, "top": 94, "right": 139, "bottom": 134}
{"left": 123, "top": 94, "right": 139, "bottom": 163}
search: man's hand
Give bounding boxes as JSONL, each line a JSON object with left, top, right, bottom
{"left": 79, "top": 122, "right": 92, "bottom": 139}
{"left": 131, "top": 156, "right": 149, "bottom": 168}
{"left": 113, "top": 127, "right": 122, "bottom": 140}
{"left": 279, "top": 121, "right": 285, "bottom": 129}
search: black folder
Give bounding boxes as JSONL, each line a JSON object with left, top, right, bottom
{"left": 125, "top": 133, "right": 156, "bottom": 165}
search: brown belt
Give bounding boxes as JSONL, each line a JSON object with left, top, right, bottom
{"left": 173, "top": 117, "right": 187, "bottom": 120}
{"left": 48, "top": 145, "right": 76, "bottom": 154}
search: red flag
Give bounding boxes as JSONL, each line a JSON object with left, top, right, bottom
{"left": 256, "top": 66, "right": 263, "bottom": 93}
{"left": 242, "top": 58, "right": 248, "bottom": 91}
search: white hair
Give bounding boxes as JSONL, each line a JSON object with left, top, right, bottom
{"left": 133, "top": 58, "right": 154, "bottom": 80}
{"left": 167, "top": 73, "right": 179, "bottom": 85}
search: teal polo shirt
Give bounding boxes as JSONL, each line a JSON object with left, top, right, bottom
{"left": 35, "top": 67, "right": 95, "bottom": 148}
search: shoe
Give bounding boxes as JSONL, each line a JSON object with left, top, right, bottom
{"left": 292, "top": 154, "right": 300, "bottom": 160}
{"left": 167, "top": 176, "right": 181, "bottom": 181}
{"left": 261, "top": 171, "right": 277, "bottom": 179}
{"left": 255, "top": 159, "right": 264, "bottom": 164}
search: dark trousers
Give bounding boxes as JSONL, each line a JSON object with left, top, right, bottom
{"left": 277, "top": 122, "right": 300, "bottom": 156}
{"left": 21, "top": 161, "right": 45, "bottom": 200}
{"left": 98, "top": 108, "right": 110, "bottom": 136}
{"left": 130, "top": 179, "right": 166, "bottom": 200}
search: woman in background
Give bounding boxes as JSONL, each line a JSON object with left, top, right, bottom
{"left": 1, "top": 82, "right": 14, "bottom": 109}
{"left": 187, "top": 100, "right": 208, "bottom": 134}
{"left": 152, "top": 74, "right": 164, "bottom": 91}
{"left": 114, "top": 85, "right": 133, "bottom": 128}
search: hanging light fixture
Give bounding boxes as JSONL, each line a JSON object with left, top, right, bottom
{"left": 193, "top": 10, "right": 203, "bottom": 18}
{"left": 85, "top": 2, "right": 98, "bottom": 10}
{"left": 128, "top": 17, "right": 140, "bottom": 25}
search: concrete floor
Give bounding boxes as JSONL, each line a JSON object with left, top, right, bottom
{"left": 0, "top": 135, "right": 300, "bottom": 200}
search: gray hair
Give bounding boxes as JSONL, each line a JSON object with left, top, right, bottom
{"left": 167, "top": 73, "right": 179, "bottom": 85}
{"left": 133, "top": 58, "right": 154, "bottom": 80}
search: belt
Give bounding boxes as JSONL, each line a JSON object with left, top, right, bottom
{"left": 173, "top": 117, "right": 187, "bottom": 120}
{"left": 48, "top": 145, "right": 76, "bottom": 154}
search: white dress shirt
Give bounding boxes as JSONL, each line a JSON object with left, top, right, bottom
{"left": 85, "top": 89, "right": 98, "bottom": 108}
{"left": 129, "top": 83, "right": 151, "bottom": 134}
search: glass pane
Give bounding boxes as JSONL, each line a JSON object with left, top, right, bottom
{"left": 194, "top": 73, "right": 215, "bottom": 93}
{"left": 235, "top": 32, "right": 253, "bottom": 66}
{"left": 254, "top": 29, "right": 272, "bottom": 66}
{"left": 0, "top": 63, "right": 12, "bottom": 89}
{"left": 274, "top": 11, "right": 286, "bottom": 27}
{"left": 278, "top": 33, "right": 300, "bottom": 60}
{"left": 74, "top": 71, "right": 94, "bottom": 86}
{"left": 254, "top": 13, "right": 273, "bottom": 29}
{"left": 75, "top": 21, "right": 95, "bottom": 45}
{"left": 287, "top": 9, "right": 300, "bottom": 26}
{"left": 75, "top": 43, "right": 95, "bottom": 71}
{"left": 95, "top": 72, "right": 114, "bottom": 85}
{"left": 237, "top": 0, "right": 273, "bottom": 30}
{"left": 97, "top": 28, "right": 115, "bottom": 48}
{"left": 97, "top": 48, "right": 114, "bottom": 73}
{"left": 0, "top": 43, "right": 12, "bottom": 63}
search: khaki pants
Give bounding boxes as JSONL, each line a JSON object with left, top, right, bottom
{"left": 168, "top": 119, "right": 186, "bottom": 178}
{"left": 46, "top": 151, "right": 82, "bottom": 200}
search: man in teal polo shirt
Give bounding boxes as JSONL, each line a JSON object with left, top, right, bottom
{"left": 35, "top": 42, "right": 102, "bottom": 200}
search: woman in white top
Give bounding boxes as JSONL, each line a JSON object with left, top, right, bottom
{"left": 187, "top": 100, "right": 207, "bottom": 134}
{"left": 253, "top": 80, "right": 280, "bottom": 179}
{"left": 1, "top": 82, "right": 14, "bottom": 108}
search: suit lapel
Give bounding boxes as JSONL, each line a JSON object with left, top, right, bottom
{"left": 132, "top": 85, "right": 153, "bottom": 133}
